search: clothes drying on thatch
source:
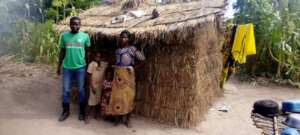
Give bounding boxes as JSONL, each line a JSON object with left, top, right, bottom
{"left": 55, "top": 0, "right": 226, "bottom": 128}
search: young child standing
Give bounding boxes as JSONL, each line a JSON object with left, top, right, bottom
{"left": 85, "top": 52, "right": 108, "bottom": 124}
{"left": 100, "top": 67, "right": 114, "bottom": 116}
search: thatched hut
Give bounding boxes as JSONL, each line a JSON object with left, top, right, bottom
{"left": 56, "top": 0, "right": 226, "bottom": 128}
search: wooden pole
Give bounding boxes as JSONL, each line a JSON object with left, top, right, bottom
{"left": 273, "top": 116, "right": 279, "bottom": 135}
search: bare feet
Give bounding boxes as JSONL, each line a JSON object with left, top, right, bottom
{"left": 124, "top": 114, "right": 132, "bottom": 128}
{"left": 114, "top": 120, "right": 120, "bottom": 126}
{"left": 125, "top": 120, "right": 132, "bottom": 128}
{"left": 114, "top": 116, "right": 120, "bottom": 126}
{"left": 84, "top": 116, "right": 89, "bottom": 124}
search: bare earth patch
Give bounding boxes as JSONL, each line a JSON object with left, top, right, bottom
{"left": 0, "top": 56, "right": 298, "bottom": 135}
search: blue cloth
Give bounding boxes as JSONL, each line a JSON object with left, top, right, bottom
{"left": 281, "top": 128, "right": 300, "bottom": 135}
{"left": 283, "top": 100, "right": 300, "bottom": 113}
{"left": 62, "top": 67, "right": 86, "bottom": 103}
{"left": 115, "top": 47, "right": 135, "bottom": 66}
{"left": 115, "top": 46, "right": 145, "bottom": 67}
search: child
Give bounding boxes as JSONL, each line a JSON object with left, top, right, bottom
{"left": 100, "top": 67, "right": 114, "bottom": 116}
{"left": 85, "top": 52, "right": 108, "bottom": 124}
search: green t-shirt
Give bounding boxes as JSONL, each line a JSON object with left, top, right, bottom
{"left": 60, "top": 32, "right": 91, "bottom": 69}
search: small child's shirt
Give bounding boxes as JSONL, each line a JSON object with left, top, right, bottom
{"left": 87, "top": 61, "right": 108, "bottom": 90}
{"left": 102, "top": 80, "right": 112, "bottom": 90}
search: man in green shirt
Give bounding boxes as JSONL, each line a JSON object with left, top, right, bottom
{"left": 57, "top": 16, "right": 91, "bottom": 121}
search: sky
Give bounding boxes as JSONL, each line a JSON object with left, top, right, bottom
{"left": 224, "top": 0, "right": 237, "bottom": 19}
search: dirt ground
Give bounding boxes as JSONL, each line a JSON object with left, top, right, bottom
{"left": 0, "top": 56, "right": 299, "bottom": 135}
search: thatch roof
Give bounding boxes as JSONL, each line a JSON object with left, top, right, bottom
{"left": 55, "top": 0, "right": 226, "bottom": 37}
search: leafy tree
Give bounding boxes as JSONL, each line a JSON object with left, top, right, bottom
{"left": 234, "top": 0, "right": 300, "bottom": 84}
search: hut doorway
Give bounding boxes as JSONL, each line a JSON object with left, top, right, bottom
{"left": 89, "top": 35, "right": 118, "bottom": 65}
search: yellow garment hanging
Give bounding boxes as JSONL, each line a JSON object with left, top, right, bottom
{"left": 231, "top": 24, "right": 256, "bottom": 64}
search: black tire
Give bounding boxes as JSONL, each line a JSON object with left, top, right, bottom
{"left": 253, "top": 100, "right": 279, "bottom": 118}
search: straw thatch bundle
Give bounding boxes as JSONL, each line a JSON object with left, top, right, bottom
{"left": 56, "top": 0, "right": 226, "bottom": 128}
{"left": 134, "top": 19, "right": 224, "bottom": 127}
{"left": 121, "top": 0, "right": 144, "bottom": 10}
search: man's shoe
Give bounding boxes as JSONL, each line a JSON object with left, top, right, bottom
{"left": 78, "top": 102, "right": 86, "bottom": 121}
{"left": 58, "top": 103, "right": 70, "bottom": 122}
{"left": 59, "top": 112, "right": 70, "bottom": 121}
{"left": 78, "top": 113, "right": 85, "bottom": 121}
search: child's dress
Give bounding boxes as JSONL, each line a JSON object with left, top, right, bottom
{"left": 100, "top": 80, "right": 112, "bottom": 114}
{"left": 87, "top": 61, "right": 108, "bottom": 106}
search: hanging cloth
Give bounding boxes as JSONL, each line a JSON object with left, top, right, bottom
{"left": 231, "top": 23, "right": 256, "bottom": 64}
